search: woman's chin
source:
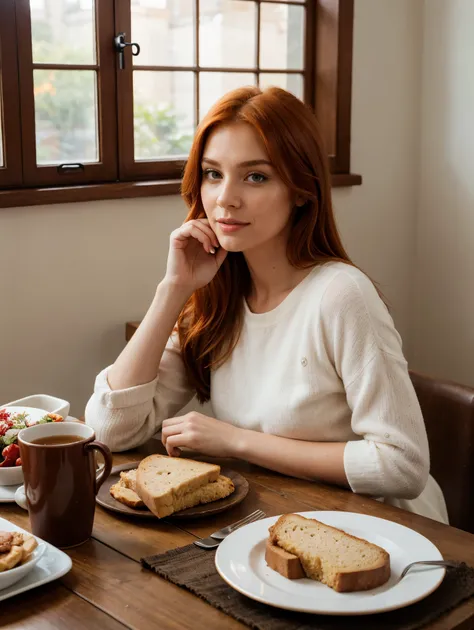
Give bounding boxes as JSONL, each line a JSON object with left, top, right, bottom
{"left": 218, "top": 236, "right": 246, "bottom": 253}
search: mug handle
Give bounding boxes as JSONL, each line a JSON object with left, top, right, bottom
{"left": 85, "top": 441, "right": 113, "bottom": 494}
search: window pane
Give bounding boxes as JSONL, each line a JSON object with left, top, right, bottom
{"left": 260, "top": 3, "right": 305, "bottom": 70}
{"left": 259, "top": 73, "right": 304, "bottom": 100}
{"left": 30, "top": 0, "right": 96, "bottom": 64}
{"left": 199, "top": 73, "right": 256, "bottom": 121}
{"left": 132, "top": 0, "right": 194, "bottom": 67}
{"left": 200, "top": 1, "right": 256, "bottom": 69}
{"left": 134, "top": 71, "right": 194, "bottom": 160}
{"left": 34, "top": 70, "right": 99, "bottom": 165}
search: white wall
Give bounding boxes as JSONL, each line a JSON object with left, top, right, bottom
{"left": 411, "top": 0, "right": 474, "bottom": 387}
{"left": 0, "top": 0, "right": 423, "bottom": 416}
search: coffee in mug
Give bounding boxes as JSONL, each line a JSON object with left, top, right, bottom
{"left": 18, "top": 422, "right": 112, "bottom": 548}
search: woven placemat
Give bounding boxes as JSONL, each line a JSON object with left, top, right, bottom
{"left": 141, "top": 544, "right": 474, "bottom": 630}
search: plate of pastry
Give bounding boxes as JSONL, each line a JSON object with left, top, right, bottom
{"left": 215, "top": 511, "right": 446, "bottom": 615}
{"left": 96, "top": 454, "right": 249, "bottom": 519}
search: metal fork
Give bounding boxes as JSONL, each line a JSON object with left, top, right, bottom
{"left": 398, "top": 560, "right": 459, "bottom": 582}
{"left": 210, "top": 509, "right": 266, "bottom": 540}
{"left": 194, "top": 509, "right": 267, "bottom": 550}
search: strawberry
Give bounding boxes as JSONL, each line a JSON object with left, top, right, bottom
{"left": 2, "top": 444, "right": 20, "bottom": 461}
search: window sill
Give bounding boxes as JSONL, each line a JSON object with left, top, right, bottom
{"left": 0, "top": 173, "right": 362, "bottom": 209}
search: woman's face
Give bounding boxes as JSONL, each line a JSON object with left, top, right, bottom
{"left": 200, "top": 122, "right": 294, "bottom": 253}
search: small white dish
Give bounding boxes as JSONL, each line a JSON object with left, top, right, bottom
{"left": 0, "top": 542, "right": 46, "bottom": 591}
{"left": 215, "top": 511, "right": 445, "bottom": 616}
{"left": 0, "top": 517, "right": 72, "bottom": 601}
{"left": 0, "top": 484, "right": 23, "bottom": 503}
{"left": 14, "top": 485, "right": 27, "bottom": 510}
{"left": 3, "top": 395, "right": 70, "bottom": 420}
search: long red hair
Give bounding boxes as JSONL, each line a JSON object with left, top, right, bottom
{"left": 179, "top": 86, "right": 354, "bottom": 403}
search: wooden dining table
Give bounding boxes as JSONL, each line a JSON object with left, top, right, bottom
{"left": 1, "top": 437, "right": 473, "bottom": 630}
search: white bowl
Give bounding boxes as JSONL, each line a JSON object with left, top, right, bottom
{"left": 0, "top": 406, "right": 62, "bottom": 487}
{"left": 0, "top": 542, "right": 46, "bottom": 591}
{"left": 0, "top": 466, "right": 23, "bottom": 487}
{"left": 3, "top": 395, "right": 70, "bottom": 420}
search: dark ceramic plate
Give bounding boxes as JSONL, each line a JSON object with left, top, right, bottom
{"left": 96, "top": 462, "right": 249, "bottom": 520}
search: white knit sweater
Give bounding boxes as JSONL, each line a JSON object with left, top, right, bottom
{"left": 85, "top": 262, "right": 448, "bottom": 523}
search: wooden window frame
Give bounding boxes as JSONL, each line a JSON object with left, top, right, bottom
{"left": 15, "top": 0, "right": 118, "bottom": 187}
{"left": 0, "top": 0, "right": 361, "bottom": 209}
{"left": 0, "top": 0, "right": 23, "bottom": 188}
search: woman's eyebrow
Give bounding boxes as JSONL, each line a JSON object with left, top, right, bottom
{"left": 202, "top": 157, "right": 272, "bottom": 167}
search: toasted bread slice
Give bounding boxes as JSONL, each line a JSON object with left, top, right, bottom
{"left": 120, "top": 467, "right": 235, "bottom": 513}
{"left": 0, "top": 545, "right": 23, "bottom": 572}
{"left": 121, "top": 467, "right": 234, "bottom": 505}
{"left": 120, "top": 469, "right": 138, "bottom": 492}
{"left": 120, "top": 466, "right": 234, "bottom": 515}
{"left": 20, "top": 534, "right": 38, "bottom": 560}
{"left": 167, "top": 474, "right": 235, "bottom": 513}
{"left": 265, "top": 540, "right": 306, "bottom": 579}
{"left": 135, "top": 455, "right": 221, "bottom": 518}
{"left": 269, "top": 514, "right": 390, "bottom": 592}
{"left": 110, "top": 480, "right": 146, "bottom": 509}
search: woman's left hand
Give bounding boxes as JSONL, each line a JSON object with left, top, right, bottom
{"left": 161, "top": 412, "right": 242, "bottom": 458}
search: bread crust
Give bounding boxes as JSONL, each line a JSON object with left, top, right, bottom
{"left": 265, "top": 540, "right": 306, "bottom": 579}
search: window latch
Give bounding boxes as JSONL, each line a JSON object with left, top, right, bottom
{"left": 57, "top": 163, "right": 85, "bottom": 174}
{"left": 114, "top": 32, "right": 140, "bottom": 70}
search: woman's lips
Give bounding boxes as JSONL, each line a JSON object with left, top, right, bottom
{"left": 217, "top": 222, "right": 249, "bottom": 234}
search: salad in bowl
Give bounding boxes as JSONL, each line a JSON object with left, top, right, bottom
{"left": 0, "top": 407, "right": 63, "bottom": 485}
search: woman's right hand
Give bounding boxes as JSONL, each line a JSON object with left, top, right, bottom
{"left": 164, "top": 218, "right": 228, "bottom": 294}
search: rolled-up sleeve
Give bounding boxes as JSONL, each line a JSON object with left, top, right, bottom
{"left": 343, "top": 351, "right": 430, "bottom": 499}
{"left": 321, "top": 271, "right": 430, "bottom": 500}
{"left": 85, "top": 333, "right": 195, "bottom": 451}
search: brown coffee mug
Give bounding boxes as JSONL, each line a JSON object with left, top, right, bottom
{"left": 18, "top": 421, "right": 112, "bottom": 548}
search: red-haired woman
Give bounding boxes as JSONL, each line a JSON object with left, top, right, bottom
{"left": 86, "top": 87, "right": 447, "bottom": 523}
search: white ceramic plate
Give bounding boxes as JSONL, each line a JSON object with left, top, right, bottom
{"left": 215, "top": 511, "right": 445, "bottom": 616}
{"left": 14, "top": 485, "right": 27, "bottom": 510}
{"left": 0, "top": 517, "right": 72, "bottom": 601}
{"left": 0, "top": 484, "right": 23, "bottom": 503}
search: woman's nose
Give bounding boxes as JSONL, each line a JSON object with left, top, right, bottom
{"left": 216, "top": 180, "right": 241, "bottom": 209}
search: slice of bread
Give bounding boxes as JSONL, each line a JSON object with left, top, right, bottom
{"left": 265, "top": 540, "right": 306, "bottom": 579}
{"left": 121, "top": 467, "right": 234, "bottom": 505}
{"left": 110, "top": 479, "right": 146, "bottom": 509}
{"left": 269, "top": 514, "right": 390, "bottom": 592}
{"left": 135, "top": 455, "right": 221, "bottom": 518}
{"left": 120, "top": 469, "right": 138, "bottom": 491}
{"left": 166, "top": 474, "right": 235, "bottom": 513}
{"left": 113, "top": 468, "right": 234, "bottom": 514}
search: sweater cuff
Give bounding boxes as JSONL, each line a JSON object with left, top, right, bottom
{"left": 94, "top": 366, "right": 158, "bottom": 410}
{"left": 343, "top": 440, "right": 383, "bottom": 496}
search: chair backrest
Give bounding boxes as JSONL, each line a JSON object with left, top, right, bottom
{"left": 409, "top": 370, "right": 474, "bottom": 533}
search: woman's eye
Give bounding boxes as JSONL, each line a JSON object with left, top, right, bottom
{"left": 203, "top": 169, "right": 221, "bottom": 181}
{"left": 247, "top": 172, "right": 267, "bottom": 184}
